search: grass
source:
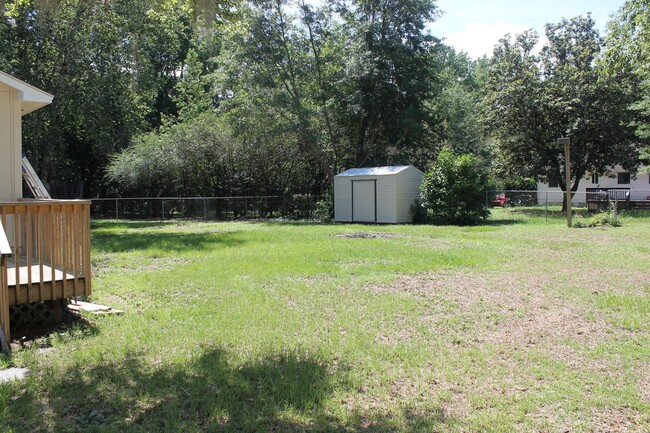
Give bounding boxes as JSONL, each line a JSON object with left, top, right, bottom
{"left": 1, "top": 210, "right": 649, "bottom": 432}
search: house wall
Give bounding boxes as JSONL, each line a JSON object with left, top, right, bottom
{"left": 537, "top": 168, "right": 650, "bottom": 204}
{"left": 0, "top": 82, "right": 21, "bottom": 202}
{"left": 395, "top": 167, "right": 424, "bottom": 223}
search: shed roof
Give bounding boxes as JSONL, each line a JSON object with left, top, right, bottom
{"left": 0, "top": 70, "right": 53, "bottom": 115}
{"left": 336, "top": 165, "right": 416, "bottom": 177}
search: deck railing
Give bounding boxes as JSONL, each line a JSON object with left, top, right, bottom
{"left": 586, "top": 187, "right": 631, "bottom": 201}
{"left": 0, "top": 220, "right": 11, "bottom": 347}
{"left": 586, "top": 188, "right": 631, "bottom": 210}
{"left": 0, "top": 200, "right": 92, "bottom": 308}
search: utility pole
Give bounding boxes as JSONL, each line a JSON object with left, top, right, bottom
{"left": 557, "top": 137, "right": 571, "bottom": 228}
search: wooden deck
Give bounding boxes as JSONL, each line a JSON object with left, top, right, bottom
{"left": 6, "top": 261, "right": 87, "bottom": 305}
{"left": 0, "top": 200, "right": 92, "bottom": 344}
{"left": 586, "top": 188, "right": 630, "bottom": 211}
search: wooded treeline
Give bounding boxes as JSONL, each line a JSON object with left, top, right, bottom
{"left": 0, "top": 0, "right": 647, "bottom": 198}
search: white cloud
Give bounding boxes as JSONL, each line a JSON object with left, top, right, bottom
{"left": 443, "top": 21, "right": 533, "bottom": 58}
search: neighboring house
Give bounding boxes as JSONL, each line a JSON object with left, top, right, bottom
{"left": 537, "top": 166, "right": 650, "bottom": 205}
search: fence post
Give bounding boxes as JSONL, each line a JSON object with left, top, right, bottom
{"left": 162, "top": 199, "right": 165, "bottom": 221}
{"left": 545, "top": 192, "right": 548, "bottom": 222}
{"left": 115, "top": 198, "right": 119, "bottom": 221}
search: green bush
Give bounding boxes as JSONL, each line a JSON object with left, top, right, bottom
{"left": 314, "top": 197, "right": 333, "bottom": 222}
{"left": 420, "top": 148, "right": 490, "bottom": 225}
{"left": 410, "top": 199, "right": 428, "bottom": 224}
{"left": 573, "top": 201, "right": 623, "bottom": 228}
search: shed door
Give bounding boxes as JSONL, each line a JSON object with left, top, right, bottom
{"left": 352, "top": 180, "right": 376, "bottom": 222}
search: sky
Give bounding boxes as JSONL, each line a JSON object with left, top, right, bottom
{"left": 428, "top": 0, "right": 627, "bottom": 58}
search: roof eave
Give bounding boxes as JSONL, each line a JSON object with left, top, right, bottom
{"left": 0, "top": 71, "right": 53, "bottom": 115}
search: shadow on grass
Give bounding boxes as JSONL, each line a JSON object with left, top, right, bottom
{"left": 252, "top": 219, "right": 335, "bottom": 227}
{"left": 500, "top": 208, "right": 560, "bottom": 218}
{"left": 481, "top": 218, "right": 522, "bottom": 226}
{"left": 7, "top": 347, "right": 454, "bottom": 432}
{"left": 92, "top": 230, "right": 248, "bottom": 253}
{"left": 10, "top": 312, "right": 100, "bottom": 346}
{"left": 91, "top": 220, "right": 179, "bottom": 230}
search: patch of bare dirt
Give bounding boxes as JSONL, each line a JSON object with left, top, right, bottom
{"left": 637, "top": 362, "right": 650, "bottom": 404}
{"left": 334, "top": 232, "right": 398, "bottom": 239}
{"left": 374, "top": 314, "right": 414, "bottom": 346}
{"left": 368, "top": 270, "right": 638, "bottom": 427}
{"left": 588, "top": 408, "right": 645, "bottom": 433}
{"left": 576, "top": 269, "right": 650, "bottom": 296}
{"left": 371, "top": 271, "right": 626, "bottom": 357}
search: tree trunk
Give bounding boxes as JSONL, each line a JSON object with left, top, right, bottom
{"left": 561, "top": 170, "right": 583, "bottom": 212}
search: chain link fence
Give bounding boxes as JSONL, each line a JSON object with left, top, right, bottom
{"left": 90, "top": 190, "right": 650, "bottom": 223}
{"left": 91, "top": 195, "right": 330, "bottom": 221}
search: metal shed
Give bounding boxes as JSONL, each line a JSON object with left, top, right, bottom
{"left": 334, "top": 165, "right": 424, "bottom": 223}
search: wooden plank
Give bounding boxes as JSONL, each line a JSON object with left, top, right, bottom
{"left": 7, "top": 277, "right": 86, "bottom": 305}
{"left": 83, "top": 203, "right": 92, "bottom": 296}
{"left": 37, "top": 209, "right": 45, "bottom": 298}
{"left": 72, "top": 204, "right": 79, "bottom": 297}
{"left": 0, "top": 220, "right": 11, "bottom": 344}
{"left": 13, "top": 211, "right": 19, "bottom": 289}
{"left": 67, "top": 301, "right": 123, "bottom": 315}
{"left": 0, "top": 324, "right": 9, "bottom": 353}
{"left": 61, "top": 207, "right": 68, "bottom": 294}
{"left": 25, "top": 209, "right": 33, "bottom": 297}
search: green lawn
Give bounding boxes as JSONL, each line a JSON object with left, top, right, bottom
{"left": 1, "top": 210, "right": 649, "bottom": 432}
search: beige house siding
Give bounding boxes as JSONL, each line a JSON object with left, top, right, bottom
{"left": 0, "top": 84, "right": 21, "bottom": 202}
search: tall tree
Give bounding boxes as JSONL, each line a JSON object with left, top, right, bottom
{"left": 604, "top": 0, "right": 650, "bottom": 163}
{"left": 484, "top": 16, "right": 642, "bottom": 202}
{"left": 332, "top": 0, "right": 441, "bottom": 168}
{"left": 0, "top": 0, "right": 230, "bottom": 196}
{"left": 432, "top": 46, "right": 490, "bottom": 158}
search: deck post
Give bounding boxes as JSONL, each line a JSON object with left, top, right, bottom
{"left": 0, "top": 220, "right": 12, "bottom": 345}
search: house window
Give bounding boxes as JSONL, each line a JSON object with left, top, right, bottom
{"left": 591, "top": 174, "right": 599, "bottom": 184}
{"left": 618, "top": 172, "right": 630, "bottom": 184}
{"left": 548, "top": 175, "right": 559, "bottom": 188}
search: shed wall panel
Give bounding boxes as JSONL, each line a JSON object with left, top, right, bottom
{"left": 334, "top": 177, "right": 352, "bottom": 221}
{"left": 395, "top": 167, "right": 424, "bottom": 223}
{"left": 376, "top": 176, "right": 397, "bottom": 223}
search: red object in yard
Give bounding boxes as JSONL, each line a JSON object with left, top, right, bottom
{"left": 491, "top": 193, "right": 508, "bottom": 207}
